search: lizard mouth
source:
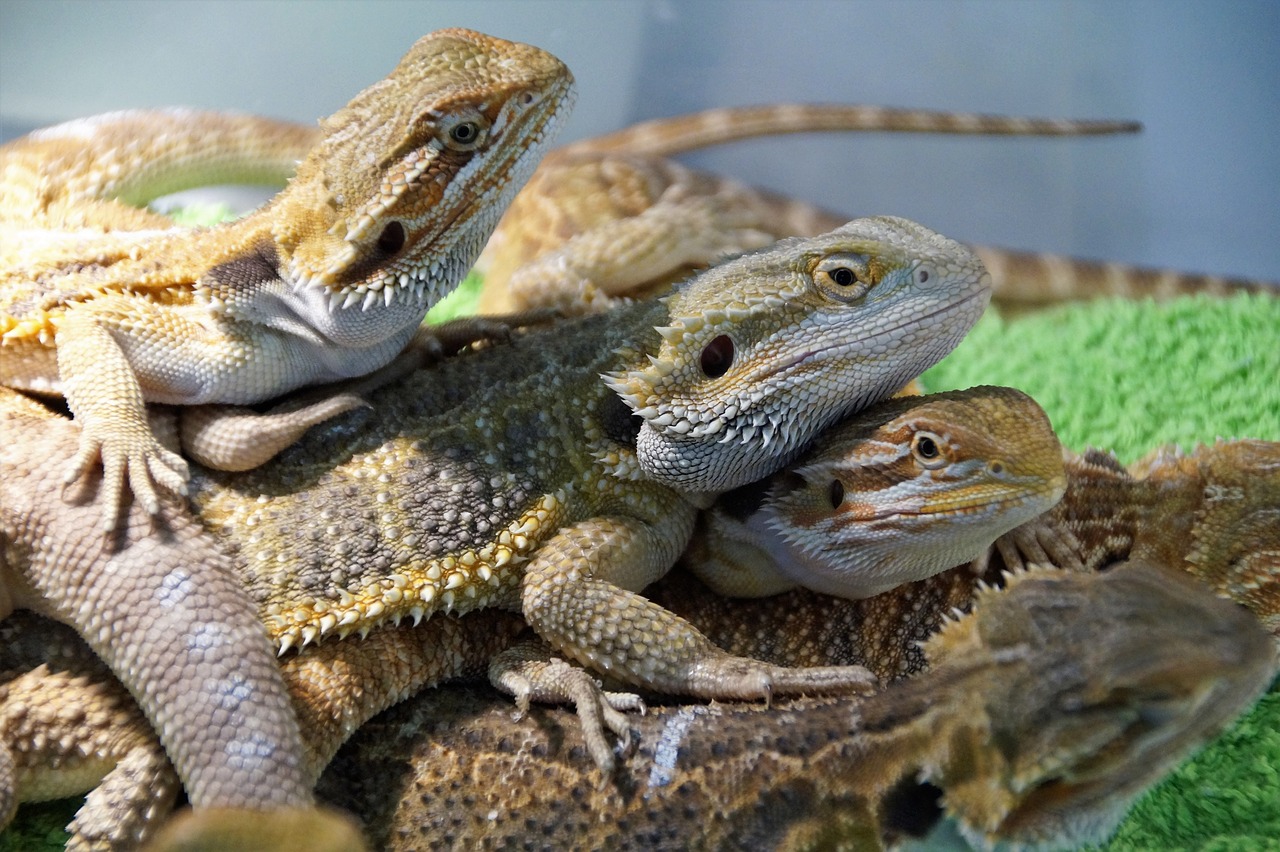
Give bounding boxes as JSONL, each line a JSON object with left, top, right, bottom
{"left": 848, "top": 476, "right": 1064, "bottom": 526}
{"left": 749, "top": 287, "right": 989, "bottom": 383}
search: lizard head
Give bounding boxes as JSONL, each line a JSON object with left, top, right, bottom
{"left": 910, "top": 561, "right": 1276, "bottom": 850}
{"left": 272, "top": 28, "right": 576, "bottom": 339}
{"left": 749, "top": 386, "right": 1066, "bottom": 599}
{"left": 604, "top": 215, "right": 992, "bottom": 492}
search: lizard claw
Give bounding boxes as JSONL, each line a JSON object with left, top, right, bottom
{"left": 65, "top": 427, "right": 190, "bottom": 532}
{"left": 489, "top": 641, "right": 643, "bottom": 775}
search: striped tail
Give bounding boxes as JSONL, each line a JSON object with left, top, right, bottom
{"left": 560, "top": 103, "right": 1141, "bottom": 158}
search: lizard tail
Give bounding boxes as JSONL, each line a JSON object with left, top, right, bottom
{"left": 559, "top": 103, "right": 1142, "bottom": 158}
{"left": 973, "top": 246, "right": 1280, "bottom": 306}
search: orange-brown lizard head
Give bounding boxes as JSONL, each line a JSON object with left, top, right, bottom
{"left": 273, "top": 28, "right": 575, "bottom": 315}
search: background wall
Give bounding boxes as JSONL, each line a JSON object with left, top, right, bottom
{"left": 2, "top": 0, "right": 1277, "bottom": 281}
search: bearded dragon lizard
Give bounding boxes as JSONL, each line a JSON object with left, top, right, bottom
{"left": 0, "top": 28, "right": 576, "bottom": 532}
{"left": 0, "top": 216, "right": 990, "bottom": 844}
{"left": 684, "top": 385, "right": 1067, "bottom": 600}
{"left": 472, "top": 104, "right": 1275, "bottom": 315}
{"left": 7, "top": 386, "right": 1268, "bottom": 850}
{"left": 315, "top": 562, "right": 1272, "bottom": 851}
{"left": 308, "top": 409, "right": 1278, "bottom": 848}
{"left": 657, "top": 441, "right": 1280, "bottom": 683}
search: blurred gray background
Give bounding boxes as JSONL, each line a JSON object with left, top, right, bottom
{"left": 2, "top": 0, "right": 1277, "bottom": 281}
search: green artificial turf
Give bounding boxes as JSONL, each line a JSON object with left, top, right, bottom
{"left": 921, "top": 293, "right": 1280, "bottom": 463}
{"left": 921, "top": 292, "right": 1280, "bottom": 850}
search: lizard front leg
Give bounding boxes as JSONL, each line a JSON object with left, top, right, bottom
{"left": 519, "top": 512, "right": 878, "bottom": 705}
{"left": 57, "top": 305, "right": 190, "bottom": 533}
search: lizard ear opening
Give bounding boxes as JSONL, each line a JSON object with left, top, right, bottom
{"left": 828, "top": 479, "right": 845, "bottom": 510}
{"left": 879, "top": 776, "right": 945, "bottom": 840}
{"left": 376, "top": 220, "right": 407, "bottom": 257}
{"left": 699, "top": 334, "right": 735, "bottom": 378}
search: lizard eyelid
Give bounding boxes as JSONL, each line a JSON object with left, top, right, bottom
{"left": 910, "top": 431, "right": 948, "bottom": 468}
{"left": 437, "top": 113, "right": 490, "bottom": 151}
{"left": 813, "top": 253, "right": 873, "bottom": 303}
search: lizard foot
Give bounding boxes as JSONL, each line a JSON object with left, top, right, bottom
{"left": 489, "top": 639, "right": 644, "bottom": 775}
{"left": 179, "top": 393, "right": 369, "bottom": 472}
{"left": 991, "top": 516, "right": 1086, "bottom": 573}
{"left": 64, "top": 423, "right": 190, "bottom": 534}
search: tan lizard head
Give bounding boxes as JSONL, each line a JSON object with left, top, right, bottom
{"left": 743, "top": 386, "right": 1066, "bottom": 599}
{"left": 272, "top": 28, "right": 575, "bottom": 331}
{"left": 605, "top": 215, "right": 992, "bottom": 491}
{"left": 913, "top": 561, "right": 1276, "bottom": 849}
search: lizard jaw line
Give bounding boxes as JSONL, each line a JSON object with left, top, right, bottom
{"left": 288, "top": 260, "right": 440, "bottom": 312}
{"left": 751, "top": 287, "right": 990, "bottom": 384}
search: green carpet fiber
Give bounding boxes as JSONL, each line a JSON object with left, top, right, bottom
{"left": 2, "top": 285, "right": 1276, "bottom": 849}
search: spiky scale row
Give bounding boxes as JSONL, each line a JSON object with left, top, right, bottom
{"left": 263, "top": 492, "right": 562, "bottom": 654}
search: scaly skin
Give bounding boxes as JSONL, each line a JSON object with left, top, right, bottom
{"left": 0, "top": 387, "right": 314, "bottom": 818}
{"left": 313, "top": 562, "right": 1274, "bottom": 851}
{"left": 659, "top": 441, "right": 1280, "bottom": 680}
{"left": 4, "top": 387, "right": 1269, "bottom": 849}
{"left": 0, "top": 28, "right": 576, "bottom": 531}
{"left": 0, "top": 609, "right": 525, "bottom": 851}
{"left": 196, "top": 215, "right": 989, "bottom": 680}
{"left": 995, "top": 440, "right": 1280, "bottom": 639}
{"left": 5, "top": 386, "right": 1047, "bottom": 845}
{"left": 0, "top": 216, "right": 989, "bottom": 845}
{"left": 472, "top": 104, "right": 1275, "bottom": 315}
{"left": 8, "top": 563, "right": 1272, "bottom": 851}
{"left": 686, "top": 386, "right": 1067, "bottom": 600}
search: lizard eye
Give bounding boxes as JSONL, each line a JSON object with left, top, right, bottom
{"left": 699, "top": 335, "right": 735, "bottom": 378}
{"left": 828, "top": 267, "right": 857, "bottom": 286}
{"left": 828, "top": 479, "right": 845, "bottom": 509}
{"left": 813, "top": 253, "right": 874, "bottom": 302}
{"left": 439, "top": 115, "right": 489, "bottom": 151}
{"left": 911, "top": 431, "right": 947, "bottom": 469}
{"left": 376, "top": 221, "right": 406, "bottom": 256}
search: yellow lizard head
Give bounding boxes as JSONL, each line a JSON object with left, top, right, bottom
{"left": 273, "top": 28, "right": 575, "bottom": 315}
